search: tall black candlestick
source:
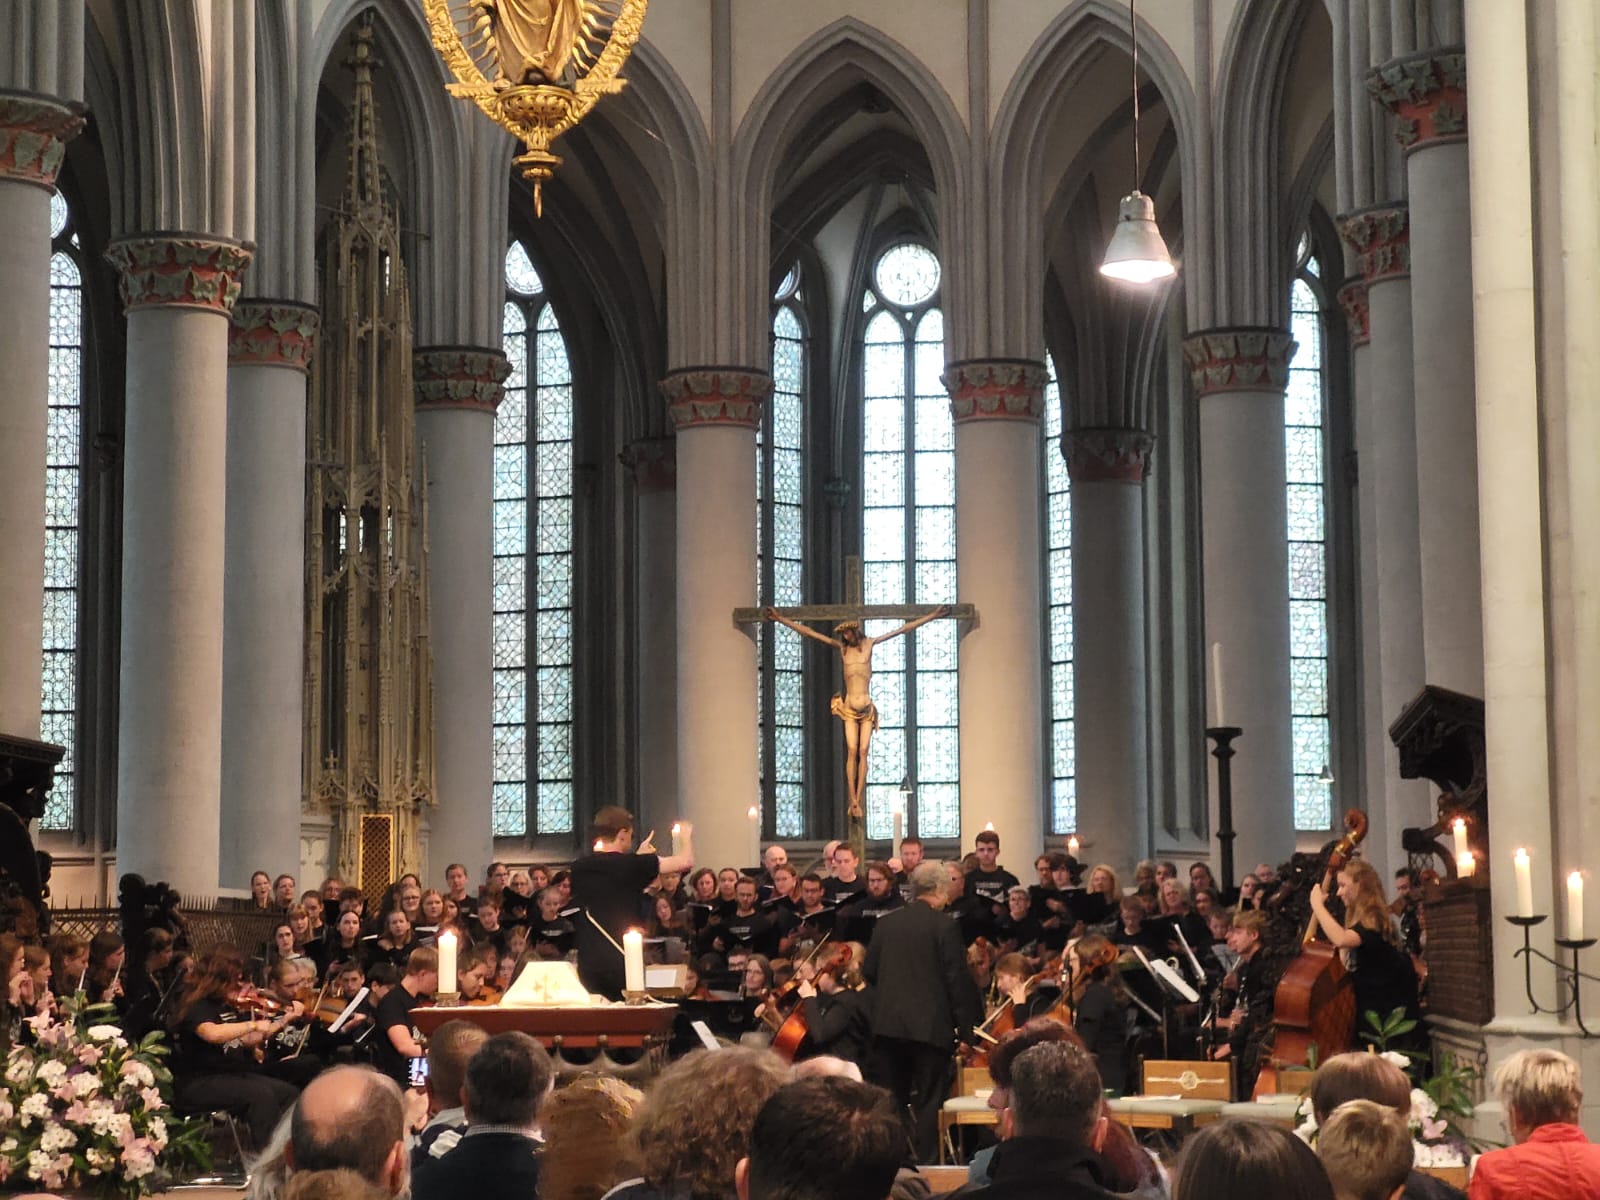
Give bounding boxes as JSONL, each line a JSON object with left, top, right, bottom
{"left": 1206, "top": 726, "right": 1243, "bottom": 890}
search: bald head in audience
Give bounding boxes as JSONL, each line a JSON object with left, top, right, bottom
{"left": 287, "top": 1065, "right": 408, "bottom": 1197}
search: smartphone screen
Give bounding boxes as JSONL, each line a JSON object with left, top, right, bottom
{"left": 408, "top": 1056, "right": 429, "bottom": 1088}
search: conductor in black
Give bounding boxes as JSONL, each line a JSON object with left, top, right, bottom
{"left": 569, "top": 806, "right": 695, "bottom": 998}
{"left": 862, "top": 859, "right": 984, "bottom": 1161}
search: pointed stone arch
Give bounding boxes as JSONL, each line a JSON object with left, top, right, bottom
{"left": 732, "top": 17, "right": 970, "bottom": 363}
{"left": 989, "top": 0, "right": 1197, "bottom": 359}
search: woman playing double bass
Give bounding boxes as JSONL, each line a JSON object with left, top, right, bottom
{"left": 1308, "top": 858, "right": 1421, "bottom": 1040}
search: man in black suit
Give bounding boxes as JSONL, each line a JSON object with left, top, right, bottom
{"left": 862, "top": 860, "right": 983, "bottom": 1161}
{"left": 411, "top": 1032, "right": 554, "bottom": 1200}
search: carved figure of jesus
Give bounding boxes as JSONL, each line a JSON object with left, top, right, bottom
{"left": 476, "top": 0, "right": 585, "bottom": 85}
{"left": 764, "top": 606, "right": 951, "bottom": 819}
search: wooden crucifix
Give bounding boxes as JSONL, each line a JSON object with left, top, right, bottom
{"left": 734, "top": 557, "right": 974, "bottom": 861}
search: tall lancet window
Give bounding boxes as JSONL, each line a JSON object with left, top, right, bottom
{"left": 494, "top": 242, "right": 575, "bottom": 837}
{"left": 40, "top": 190, "right": 83, "bottom": 831}
{"left": 1042, "top": 353, "right": 1075, "bottom": 834}
{"left": 1288, "top": 237, "right": 1332, "bottom": 831}
{"left": 860, "top": 242, "right": 959, "bottom": 840}
{"left": 759, "top": 266, "right": 806, "bottom": 837}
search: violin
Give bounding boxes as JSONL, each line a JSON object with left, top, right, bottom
{"left": 224, "top": 982, "right": 285, "bottom": 1018}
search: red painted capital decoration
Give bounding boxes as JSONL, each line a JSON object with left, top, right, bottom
{"left": 229, "top": 301, "right": 320, "bottom": 372}
{"left": 662, "top": 367, "right": 770, "bottom": 430}
{"left": 942, "top": 359, "right": 1047, "bottom": 423}
{"left": 1337, "top": 205, "right": 1409, "bottom": 283}
{"left": 1182, "top": 328, "right": 1297, "bottom": 397}
{"left": 105, "top": 235, "right": 254, "bottom": 315}
{"left": 1063, "top": 428, "right": 1155, "bottom": 484}
{"left": 1368, "top": 49, "right": 1466, "bottom": 152}
{"left": 0, "top": 91, "right": 85, "bottom": 189}
{"left": 1337, "top": 281, "right": 1370, "bottom": 348}
{"left": 413, "top": 347, "right": 513, "bottom": 412}
{"left": 620, "top": 437, "right": 676, "bottom": 492}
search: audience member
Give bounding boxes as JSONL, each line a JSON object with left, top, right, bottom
{"left": 1307, "top": 1053, "right": 1463, "bottom": 1200}
{"left": 612, "top": 1047, "right": 789, "bottom": 1200}
{"left": 1173, "top": 1120, "right": 1333, "bottom": 1200}
{"left": 285, "top": 1066, "right": 408, "bottom": 1197}
{"left": 538, "top": 1075, "right": 644, "bottom": 1200}
{"left": 737, "top": 1077, "right": 904, "bottom": 1200}
{"left": 410, "top": 1018, "right": 490, "bottom": 1168}
{"left": 1469, "top": 1048, "right": 1600, "bottom": 1200}
{"left": 280, "top": 1169, "right": 393, "bottom": 1200}
{"left": 1317, "top": 1099, "right": 1413, "bottom": 1200}
{"left": 412, "top": 1031, "right": 554, "bottom": 1200}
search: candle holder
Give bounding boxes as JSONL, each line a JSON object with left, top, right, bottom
{"left": 1506, "top": 915, "right": 1600, "bottom": 1037}
{"left": 436, "top": 990, "right": 459, "bottom": 1007}
{"left": 622, "top": 989, "right": 650, "bottom": 1006}
{"left": 1205, "top": 726, "right": 1242, "bottom": 889}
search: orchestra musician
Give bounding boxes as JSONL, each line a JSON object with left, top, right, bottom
{"left": 993, "top": 886, "right": 1044, "bottom": 953}
{"left": 1207, "top": 908, "right": 1286, "bottom": 1096}
{"left": 1068, "top": 934, "right": 1130, "bottom": 1094}
{"left": 168, "top": 948, "right": 302, "bottom": 1146}
{"left": 992, "top": 952, "right": 1065, "bottom": 1025}
{"left": 793, "top": 950, "right": 873, "bottom": 1066}
{"left": 1308, "top": 859, "right": 1421, "bottom": 1042}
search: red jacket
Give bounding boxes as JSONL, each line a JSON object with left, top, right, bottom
{"left": 1469, "top": 1123, "right": 1600, "bottom": 1200}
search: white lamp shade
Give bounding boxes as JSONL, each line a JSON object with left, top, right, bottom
{"left": 1100, "top": 191, "right": 1176, "bottom": 283}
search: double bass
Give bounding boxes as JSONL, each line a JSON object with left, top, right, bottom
{"left": 1258, "top": 809, "right": 1369, "bottom": 1093}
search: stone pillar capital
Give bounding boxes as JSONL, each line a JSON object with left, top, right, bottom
{"left": 228, "top": 300, "right": 320, "bottom": 373}
{"left": 1368, "top": 48, "right": 1467, "bottom": 153}
{"left": 1182, "top": 327, "right": 1297, "bottom": 397}
{"left": 1337, "top": 204, "right": 1410, "bottom": 283}
{"left": 942, "top": 358, "right": 1047, "bottom": 423}
{"left": 105, "top": 234, "right": 254, "bottom": 316}
{"left": 1063, "top": 428, "right": 1156, "bottom": 483}
{"left": 662, "top": 367, "right": 770, "bottom": 431}
{"left": 1337, "top": 281, "right": 1370, "bottom": 348}
{"left": 0, "top": 90, "right": 86, "bottom": 189}
{"left": 413, "top": 346, "right": 512, "bottom": 413}
{"left": 620, "top": 436, "right": 677, "bottom": 492}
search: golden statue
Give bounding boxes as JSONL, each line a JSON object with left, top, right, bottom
{"left": 426, "top": 0, "right": 647, "bottom": 214}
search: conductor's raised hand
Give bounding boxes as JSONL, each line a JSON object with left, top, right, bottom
{"left": 636, "top": 830, "right": 656, "bottom": 854}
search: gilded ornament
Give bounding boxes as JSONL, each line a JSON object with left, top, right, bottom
{"left": 424, "top": 0, "right": 648, "bottom": 215}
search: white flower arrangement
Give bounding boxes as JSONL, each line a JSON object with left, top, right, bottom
{"left": 0, "top": 997, "right": 206, "bottom": 1196}
{"left": 1293, "top": 1072, "right": 1470, "bottom": 1169}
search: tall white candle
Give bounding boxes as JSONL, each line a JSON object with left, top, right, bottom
{"left": 748, "top": 805, "right": 760, "bottom": 868}
{"left": 1514, "top": 847, "right": 1535, "bottom": 917}
{"left": 1211, "top": 641, "right": 1226, "bottom": 726}
{"left": 623, "top": 928, "right": 645, "bottom": 993}
{"left": 1451, "top": 817, "right": 1469, "bottom": 862}
{"left": 892, "top": 809, "right": 903, "bottom": 862}
{"left": 671, "top": 822, "right": 682, "bottom": 856}
{"left": 437, "top": 930, "right": 458, "bottom": 997}
{"left": 1067, "top": 835, "right": 1081, "bottom": 858}
{"left": 1569, "top": 872, "right": 1585, "bottom": 941}
{"left": 1456, "top": 851, "right": 1475, "bottom": 879}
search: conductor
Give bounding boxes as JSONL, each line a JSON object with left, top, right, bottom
{"left": 863, "top": 860, "right": 983, "bottom": 1161}
{"left": 570, "top": 806, "right": 694, "bottom": 998}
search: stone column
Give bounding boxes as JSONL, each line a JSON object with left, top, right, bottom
{"left": 666, "top": 368, "right": 766, "bottom": 873}
{"left": 1337, "top": 206, "right": 1432, "bottom": 851}
{"left": 944, "top": 361, "right": 1045, "bottom": 857}
{"left": 106, "top": 234, "right": 252, "bottom": 896}
{"left": 219, "top": 301, "right": 318, "bottom": 886}
{"left": 1065, "top": 429, "right": 1153, "bottom": 876}
{"left": 413, "top": 348, "right": 510, "bottom": 882}
{"left": 1369, "top": 49, "right": 1483, "bottom": 696}
{"left": 1184, "top": 329, "right": 1296, "bottom": 877}
{"left": 621, "top": 437, "right": 678, "bottom": 836}
{"left": 0, "top": 92, "right": 83, "bottom": 738}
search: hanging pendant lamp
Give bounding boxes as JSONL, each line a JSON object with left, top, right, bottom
{"left": 1100, "top": 0, "right": 1176, "bottom": 284}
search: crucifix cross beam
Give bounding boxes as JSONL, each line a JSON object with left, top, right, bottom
{"left": 732, "top": 557, "right": 976, "bottom": 633}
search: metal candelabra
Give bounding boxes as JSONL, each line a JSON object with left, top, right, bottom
{"left": 1505, "top": 914, "right": 1599, "bottom": 1037}
{"left": 1206, "top": 726, "right": 1242, "bottom": 889}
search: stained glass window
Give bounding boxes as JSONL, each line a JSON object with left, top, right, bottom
{"left": 759, "top": 269, "right": 806, "bottom": 837}
{"left": 1042, "top": 354, "right": 1075, "bottom": 834}
{"left": 858, "top": 243, "right": 958, "bottom": 840}
{"left": 494, "top": 242, "right": 574, "bottom": 837}
{"left": 40, "top": 191, "right": 81, "bottom": 831}
{"left": 1288, "top": 249, "right": 1332, "bottom": 831}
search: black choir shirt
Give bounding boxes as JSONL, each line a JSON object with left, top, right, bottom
{"left": 534, "top": 916, "right": 576, "bottom": 957}
{"left": 570, "top": 848, "right": 661, "bottom": 996}
{"left": 175, "top": 997, "right": 251, "bottom": 1075}
{"left": 822, "top": 874, "right": 868, "bottom": 907}
{"left": 836, "top": 890, "right": 905, "bottom": 945}
{"left": 967, "top": 866, "right": 1021, "bottom": 911}
{"left": 371, "top": 984, "right": 423, "bottom": 1086}
{"left": 720, "top": 908, "right": 779, "bottom": 958}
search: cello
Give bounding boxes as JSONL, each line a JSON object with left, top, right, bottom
{"left": 764, "top": 941, "right": 854, "bottom": 1062}
{"left": 1257, "top": 809, "right": 1369, "bottom": 1094}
